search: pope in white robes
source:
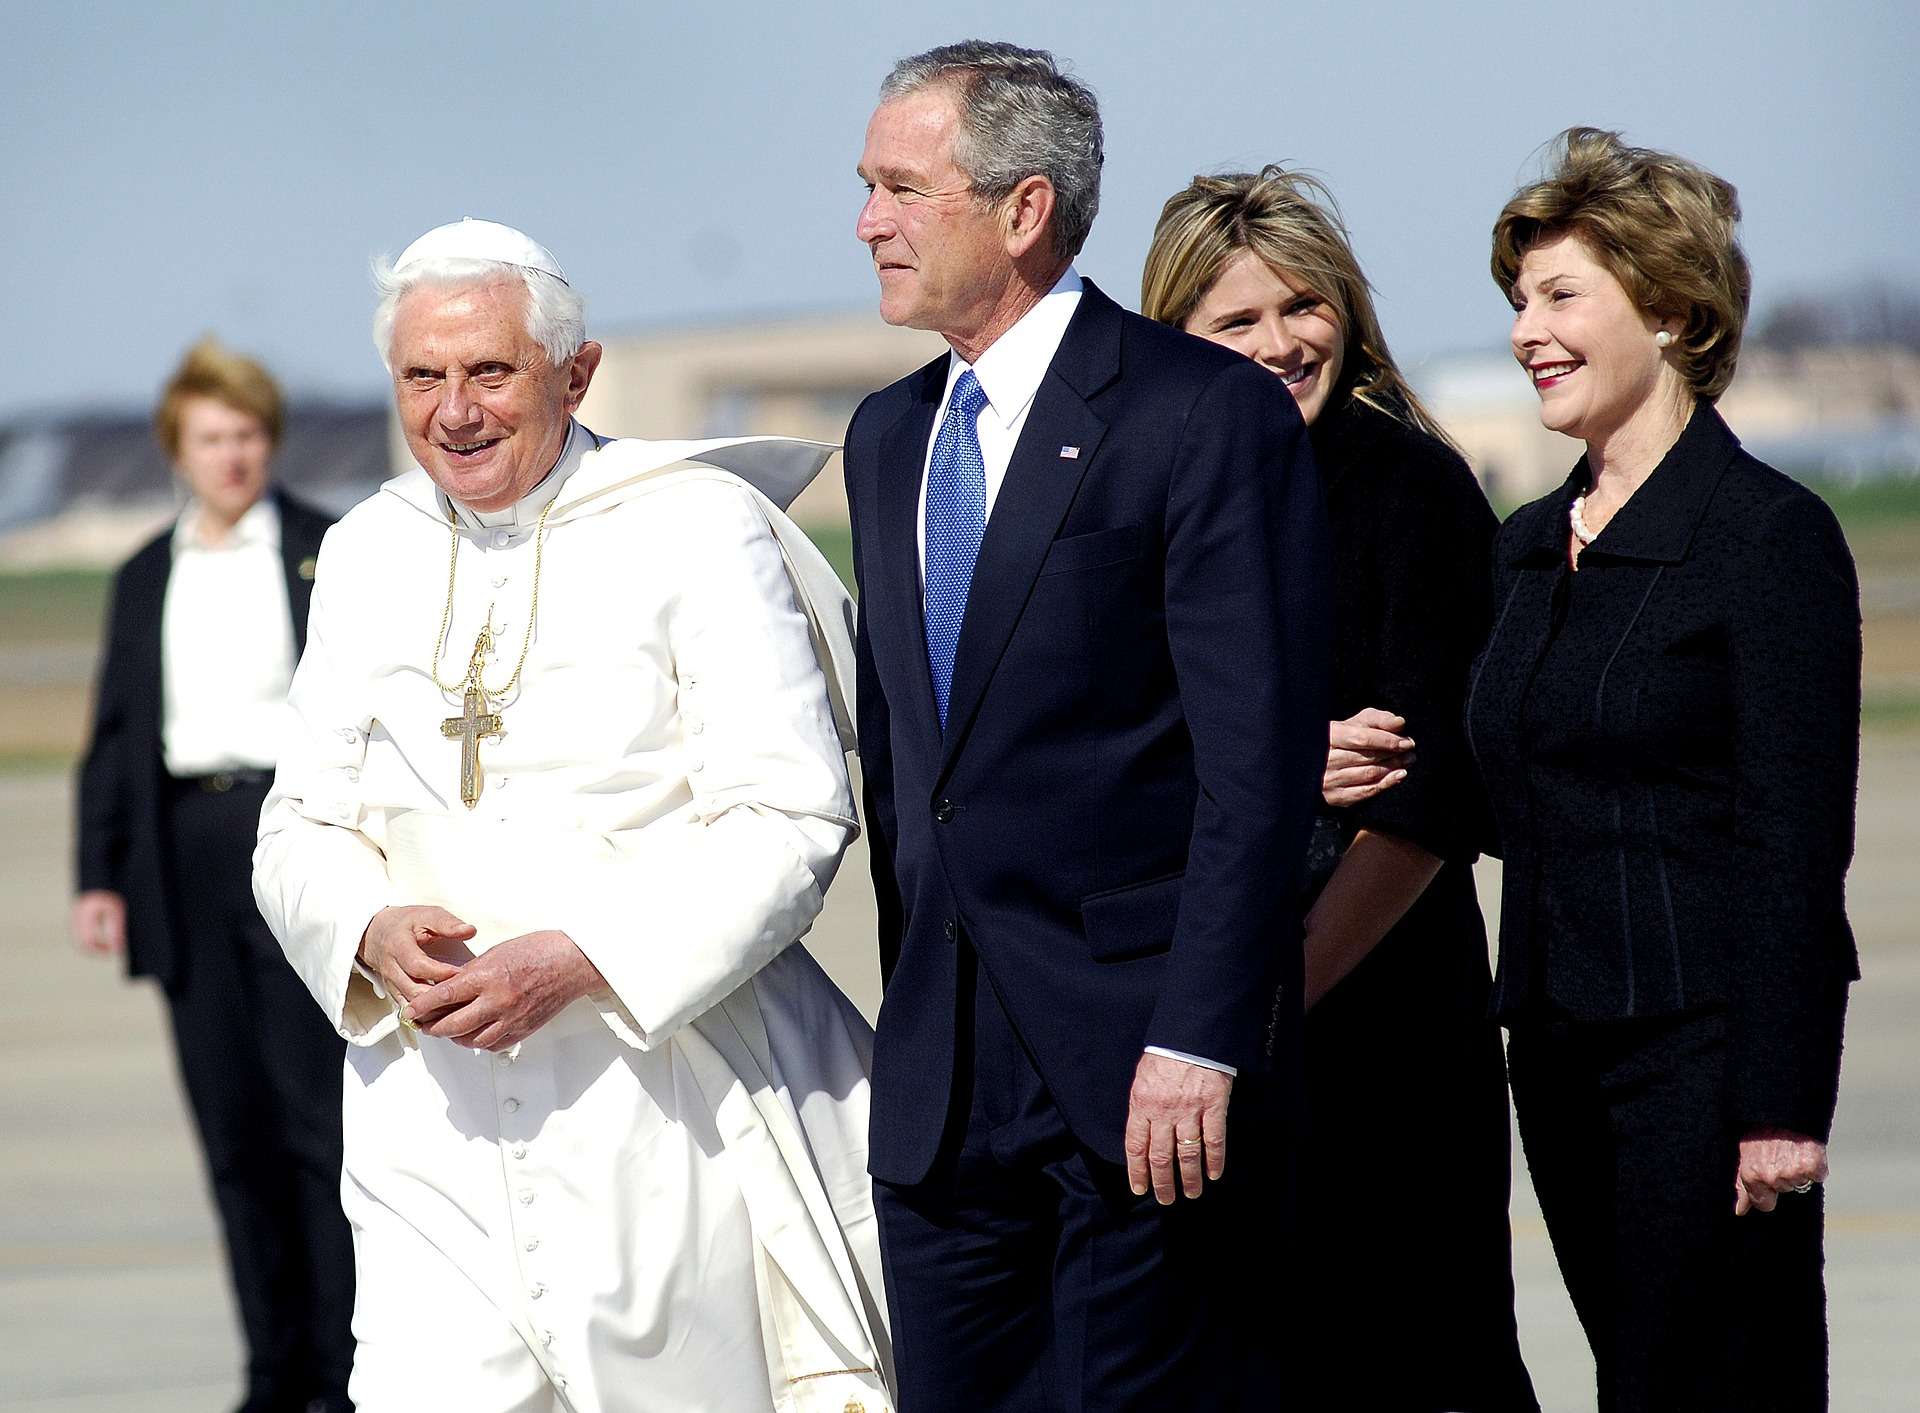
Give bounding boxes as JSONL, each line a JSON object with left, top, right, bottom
{"left": 252, "top": 219, "right": 891, "bottom": 1413}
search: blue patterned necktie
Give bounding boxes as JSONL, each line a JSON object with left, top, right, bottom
{"left": 923, "top": 369, "right": 989, "bottom": 730}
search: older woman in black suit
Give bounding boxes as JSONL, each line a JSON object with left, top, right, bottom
{"left": 1467, "top": 128, "right": 1860, "bottom": 1411}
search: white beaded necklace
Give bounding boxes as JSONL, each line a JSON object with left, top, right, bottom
{"left": 1569, "top": 493, "right": 1601, "bottom": 546}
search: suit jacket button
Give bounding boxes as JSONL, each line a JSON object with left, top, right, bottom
{"left": 934, "top": 799, "right": 955, "bottom": 824}
{"left": 944, "top": 918, "right": 957, "bottom": 942}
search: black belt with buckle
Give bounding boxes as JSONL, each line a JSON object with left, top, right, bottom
{"left": 170, "top": 768, "right": 275, "bottom": 795}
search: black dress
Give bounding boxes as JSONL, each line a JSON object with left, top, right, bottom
{"left": 1464, "top": 403, "right": 1859, "bottom": 1411}
{"left": 1295, "top": 398, "right": 1538, "bottom": 1411}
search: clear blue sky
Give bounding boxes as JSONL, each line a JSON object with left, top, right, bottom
{"left": 5, "top": 0, "right": 1914, "bottom": 419}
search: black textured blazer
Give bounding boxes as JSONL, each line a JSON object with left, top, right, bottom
{"left": 1465, "top": 404, "right": 1860, "bottom": 1139}
{"left": 1310, "top": 399, "right": 1497, "bottom": 867}
{"left": 75, "top": 489, "right": 334, "bottom": 987}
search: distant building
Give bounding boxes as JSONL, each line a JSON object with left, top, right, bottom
{"left": 0, "top": 404, "right": 387, "bottom": 570}
{"left": 11, "top": 315, "right": 1916, "bottom": 570}
{"left": 1418, "top": 344, "right": 1920, "bottom": 503}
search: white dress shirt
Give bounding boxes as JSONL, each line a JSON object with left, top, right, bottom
{"left": 916, "top": 265, "right": 1083, "bottom": 581}
{"left": 915, "top": 267, "right": 1234, "bottom": 1079}
{"left": 161, "top": 496, "right": 296, "bottom": 776}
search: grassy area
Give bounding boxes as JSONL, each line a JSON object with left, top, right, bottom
{"left": 0, "top": 569, "right": 111, "bottom": 644}
{"left": 1807, "top": 474, "right": 1920, "bottom": 530}
{"left": 804, "top": 523, "right": 855, "bottom": 593}
{"left": 1786, "top": 475, "right": 1920, "bottom": 574}
{"left": 1864, "top": 689, "right": 1920, "bottom": 732}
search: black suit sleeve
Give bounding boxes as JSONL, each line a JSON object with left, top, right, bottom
{"left": 1345, "top": 456, "right": 1498, "bottom": 862}
{"left": 844, "top": 428, "right": 906, "bottom": 986}
{"left": 1148, "top": 359, "right": 1332, "bottom": 1071}
{"left": 76, "top": 567, "right": 136, "bottom": 894}
{"left": 1725, "top": 490, "right": 1860, "bottom": 1140}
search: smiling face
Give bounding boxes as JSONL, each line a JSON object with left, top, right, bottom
{"left": 172, "top": 396, "right": 273, "bottom": 528}
{"left": 1184, "top": 251, "right": 1346, "bottom": 425}
{"left": 855, "top": 86, "right": 1016, "bottom": 343}
{"left": 388, "top": 277, "right": 601, "bottom": 512}
{"left": 1509, "top": 230, "right": 1679, "bottom": 445}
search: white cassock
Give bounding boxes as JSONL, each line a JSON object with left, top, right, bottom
{"left": 253, "top": 422, "right": 892, "bottom": 1413}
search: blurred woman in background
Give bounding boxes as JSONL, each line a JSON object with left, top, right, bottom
{"left": 73, "top": 338, "right": 353, "bottom": 1413}
{"left": 1144, "top": 166, "right": 1537, "bottom": 1412}
{"left": 1468, "top": 128, "right": 1859, "bottom": 1410}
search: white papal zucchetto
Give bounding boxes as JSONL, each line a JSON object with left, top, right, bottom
{"left": 391, "top": 217, "right": 569, "bottom": 285}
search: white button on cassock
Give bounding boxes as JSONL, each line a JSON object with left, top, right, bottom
{"left": 491, "top": 530, "right": 511, "bottom": 549}
{"left": 503, "top": 1098, "right": 520, "bottom": 1113}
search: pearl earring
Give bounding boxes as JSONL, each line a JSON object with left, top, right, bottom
{"left": 1655, "top": 330, "right": 1673, "bottom": 348}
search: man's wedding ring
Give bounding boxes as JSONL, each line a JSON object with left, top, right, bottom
{"left": 1792, "top": 1180, "right": 1815, "bottom": 1194}
{"left": 1176, "top": 1137, "right": 1204, "bottom": 1149}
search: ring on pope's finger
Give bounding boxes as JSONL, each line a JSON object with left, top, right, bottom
{"left": 1176, "top": 1138, "right": 1204, "bottom": 1149}
{"left": 1792, "top": 1180, "right": 1815, "bottom": 1194}
{"left": 399, "top": 1013, "right": 419, "bottom": 1031}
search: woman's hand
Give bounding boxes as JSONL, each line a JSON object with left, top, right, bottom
{"left": 1734, "top": 1128, "right": 1830, "bottom": 1214}
{"left": 1324, "top": 708, "right": 1414, "bottom": 807}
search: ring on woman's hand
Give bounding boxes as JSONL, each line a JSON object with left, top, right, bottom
{"left": 1792, "top": 1180, "right": 1815, "bottom": 1194}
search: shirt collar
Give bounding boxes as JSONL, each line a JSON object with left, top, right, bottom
{"left": 171, "top": 493, "right": 281, "bottom": 556}
{"left": 446, "top": 420, "right": 589, "bottom": 532}
{"left": 941, "top": 266, "right": 1084, "bottom": 428}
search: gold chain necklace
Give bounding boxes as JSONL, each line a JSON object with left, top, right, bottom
{"left": 429, "top": 497, "right": 552, "bottom": 696}
{"left": 430, "top": 498, "right": 553, "bottom": 808}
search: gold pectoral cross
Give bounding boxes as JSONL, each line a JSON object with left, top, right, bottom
{"left": 440, "top": 626, "right": 503, "bottom": 809}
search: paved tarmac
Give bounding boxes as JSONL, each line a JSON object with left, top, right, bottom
{"left": 2, "top": 742, "right": 1914, "bottom": 1410}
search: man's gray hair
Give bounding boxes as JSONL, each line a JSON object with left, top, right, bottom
{"left": 369, "top": 257, "right": 587, "bottom": 371}
{"left": 881, "top": 40, "right": 1103, "bottom": 262}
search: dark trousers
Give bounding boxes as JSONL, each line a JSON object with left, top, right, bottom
{"left": 1506, "top": 1008, "right": 1828, "bottom": 1413}
{"left": 163, "top": 775, "right": 356, "bottom": 1413}
{"left": 875, "top": 950, "right": 1285, "bottom": 1411}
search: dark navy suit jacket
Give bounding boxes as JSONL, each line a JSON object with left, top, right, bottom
{"left": 845, "top": 282, "right": 1332, "bottom": 1186}
{"left": 76, "top": 489, "right": 332, "bottom": 988}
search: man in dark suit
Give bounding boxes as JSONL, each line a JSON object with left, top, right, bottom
{"left": 846, "top": 42, "right": 1331, "bottom": 1408}
{"left": 72, "top": 339, "right": 354, "bottom": 1413}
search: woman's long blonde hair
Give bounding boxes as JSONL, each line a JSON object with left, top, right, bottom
{"left": 1142, "top": 165, "right": 1453, "bottom": 446}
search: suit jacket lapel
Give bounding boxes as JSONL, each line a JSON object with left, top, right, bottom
{"left": 938, "top": 285, "right": 1121, "bottom": 773}
{"left": 275, "top": 491, "right": 321, "bottom": 658}
{"left": 129, "top": 540, "right": 171, "bottom": 767}
{"left": 874, "top": 360, "right": 945, "bottom": 756}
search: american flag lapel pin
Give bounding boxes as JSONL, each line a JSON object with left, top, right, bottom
{"left": 1059, "top": 445, "right": 1080, "bottom": 459}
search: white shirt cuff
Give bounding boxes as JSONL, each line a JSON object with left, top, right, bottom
{"left": 1144, "top": 1045, "right": 1238, "bottom": 1077}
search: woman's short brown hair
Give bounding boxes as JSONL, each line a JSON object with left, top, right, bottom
{"left": 1492, "top": 128, "right": 1750, "bottom": 400}
{"left": 153, "top": 336, "right": 284, "bottom": 456}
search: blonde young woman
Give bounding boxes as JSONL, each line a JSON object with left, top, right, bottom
{"left": 1467, "top": 129, "right": 1858, "bottom": 1412}
{"left": 1144, "top": 168, "right": 1537, "bottom": 1412}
